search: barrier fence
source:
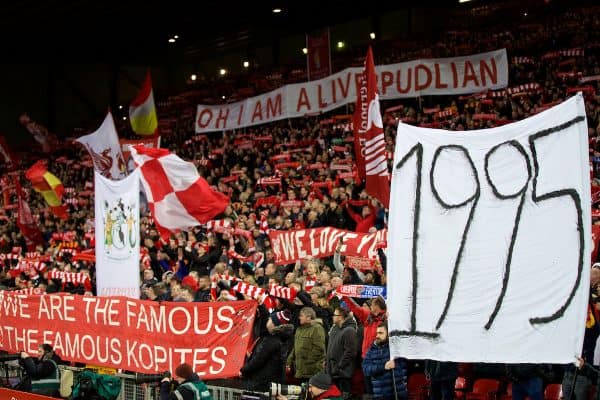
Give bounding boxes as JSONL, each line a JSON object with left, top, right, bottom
{"left": 0, "top": 362, "right": 267, "bottom": 400}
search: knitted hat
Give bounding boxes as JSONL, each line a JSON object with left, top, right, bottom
{"left": 308, "top": 372, "right": 332, "bottom": 390}
{"left": 181, "top": 276, "right": 199, "bottom": 292}
{"left": 175, "top": 363, "right": 194, "bottom": 380}
{"left": 269, "top": 309, "right": 291, "bottom": 326}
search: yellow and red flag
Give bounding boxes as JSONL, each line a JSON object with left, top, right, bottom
{"left": 129, "top": 71, "right": 158, "bottom": 136}
{"left": 25, "top": 160, "right": 67, "bottom": 219}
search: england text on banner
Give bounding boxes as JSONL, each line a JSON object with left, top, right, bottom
{"left": 195, "top": 49, "right": 508, "bottom": 133}
{"left": 0, "top": 293, "right": 257, "bottom": 378}
{"left": 387, "top": 93, "right": 590, "bottom": 363}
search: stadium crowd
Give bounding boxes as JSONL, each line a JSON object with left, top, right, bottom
{"left": 1, "top": 2, "right": 600, "bottom": 400}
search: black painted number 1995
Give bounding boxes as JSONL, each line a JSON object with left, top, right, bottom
{"left": 391, "top": 116, "right": 586, "bottom": 339}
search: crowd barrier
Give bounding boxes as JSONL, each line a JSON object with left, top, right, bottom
{"left": 1, "top": 362, "right": 267, "bottom": 400}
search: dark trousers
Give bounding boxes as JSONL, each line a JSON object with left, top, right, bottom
{"left": 512, "top": 377, "right": 543, "bottom": 400}
{"left": 334, "top": 377, "right": 352, "bottom": 398}
{"left": 562, "top": 371, "right": 592, "bottom": 400}
{"left": 430, "top": 379, "right": 455, "bottom": 400}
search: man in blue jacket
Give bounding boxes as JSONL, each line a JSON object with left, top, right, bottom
{"left": 362, "top": 323, "right": 407, "bottom": 400}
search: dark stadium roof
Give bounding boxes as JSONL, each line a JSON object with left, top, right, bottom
{"left": 0, "top": 0, "right": 458, "bottom": 63}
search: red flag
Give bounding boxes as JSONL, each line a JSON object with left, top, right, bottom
{"left": 19, "top": 113, "right": 59, "bottom": 153}
{"left": 306, "top": 29, "right": 331, "bottom": 81}
{"left": 0, "top": 136, "right": 18, "bottom": 170}
{"left": 15, "top": 177, "right": 44, "bottom": 251}
{"left": 353, "top": 47, "right": 390, "bottom": 208}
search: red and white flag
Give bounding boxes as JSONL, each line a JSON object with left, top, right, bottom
{"left": 76, "top": 112, "right": 127, "bottom": 180}
{"left": 353, "top": 46, "right": 390, "bottom": 208}
{"left": 130, "top": 145, "right": 230, "bottom": 239}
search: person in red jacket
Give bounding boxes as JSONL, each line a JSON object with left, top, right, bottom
{"left": 344, "top": 200, "right": 377, "bottom": 233}
{"left": 342, "top": 295, "right": 387, "bottom": 358}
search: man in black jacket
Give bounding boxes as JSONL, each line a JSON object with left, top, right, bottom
{"left": 326, "top": 306, "right": 358, "bottom": 398}
{"left": 19, "top": 343, "right": 62, "bottom": 397}
{"left": 240, "top": 308, "right": 294, "bottom": 392}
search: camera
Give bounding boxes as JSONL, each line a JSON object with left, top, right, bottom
{"left": 0, "top": 353, "right": 20, "bottom": 362}
{"left": 270, "top": 382, "right": 308, "bottom": 400}
{"left": 135, "top": 371, "right": 170, "bottom": 384}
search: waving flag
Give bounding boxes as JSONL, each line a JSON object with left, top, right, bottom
{"left": 353, "top": 46, "right": 390, "bottom": 208}
{"left": 129, "top": 71, "right": 158, "bottom": 136}
{"left": 19, "top": 113, "right": 59, "bottom": 153}
{"left": 76, "top": 112, "right": 127, "bottom": 180}
{"left": 25, "top": 160, "right": 67, "bottom": 219}
{"left": 130, "top": 145, "right": 229, "bottom": 239}
{"left": 15, "top": 177, "right": 43, "bottom": 250}
{"left": 0, "top": 136, "right": 17, "bottom": 170}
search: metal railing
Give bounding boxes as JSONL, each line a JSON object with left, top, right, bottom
{"left": 0, "top": 360, "right": 22, "bottom": 388}
{"left": 1, "top": 363, "right": 268, "bottom": 400}
{"left": 61, "top": 365, "right": 157, "bottom": 400}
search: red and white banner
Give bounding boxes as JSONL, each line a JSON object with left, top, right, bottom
{"left": 0, "top": 293, "right": 257, "bottom": 378}
{"left": 306, "top": 29, "right": 332, "bottom": 81}
{"left": 345, "top": 256, "right": 376, "bottom": 270}
{"left": 268, "top": 227, "right": 387, "bottom": 265}
{"left": 0, "top": 388, "right": 57, "bottom": 400}
{"left": 196, "top": 49, "right": 508, "bottom": 132}
{"left": 353, "top": 46, "right": 390, "bottom": 207}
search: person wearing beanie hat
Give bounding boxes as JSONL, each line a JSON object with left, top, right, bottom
{"left": 309, "top": 372, "right": 332, "bottom": 390}
{"left": 277, "top": 372, "right": 343, "bottom": 400}
{"left": 269, "top": 309, "right": 291, "bottom": 328}
{"left": 241, "top": 306, "right": 294, "bottom": 392}
{"left": 181, "top": 275, "right": 200, "bottom": 293}
{"left": 160, "top": 363, "right": 212, "bottom": 400}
